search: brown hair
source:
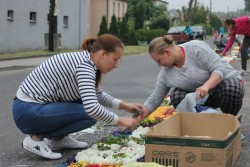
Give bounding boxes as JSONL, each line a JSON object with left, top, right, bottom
{"left": 81, "top": 34, "right": 124, "bottom": 88}
{"left": 148, "top": 35, "right": 175, "bottom": 54}
{"left": 224, "top": 18, "right": 236, "bottom": 29}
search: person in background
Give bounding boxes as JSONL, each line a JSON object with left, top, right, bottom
{"left": 220, "top": 16, "right": 250, "bottom": 76}
{"left": 182, "top": 24, "right": 194, "bottom": 40}
{"left": 12, "top": 34, "right": 142, "bottom": 159}
{"left": 137, "top": 35, "right": 245, "bottom": 123}
{"left": 219, "top": 26, "right": 225, "bottom": 42}
{"left": 214, "top": 30, "right": 219, "bottom": 43}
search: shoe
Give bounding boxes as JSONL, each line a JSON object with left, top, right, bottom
{"left": 22, "top": 135, "right": 62, "bottom": 159}
{"left": 239, "top": 69, "right": 248, "bottom": 76}
{"left": 47, "top": 135, "right": 88, "bottom": 151}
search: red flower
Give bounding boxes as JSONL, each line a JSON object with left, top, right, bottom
{"left": 86, "top": 164, "right": 101, "bottom": 167}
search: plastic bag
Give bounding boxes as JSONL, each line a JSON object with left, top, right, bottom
{"left": 175, "top": 92, "right": 218, "bottom": 113}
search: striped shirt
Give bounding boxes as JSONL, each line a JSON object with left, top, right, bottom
{"left": 17, "top": 51, "right": 120, "bottom": 124}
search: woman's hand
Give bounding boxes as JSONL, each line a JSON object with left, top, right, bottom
{"left": 219, "top": 53, "right": 225, "bottom": 57}
{"left": 117, "top": 117, "right": 139, "bottom": 131}
{"left": 135, "top": 106, "right": 151, "bottom": 122}
{"left": 119, "top": 102, "right": 143, "bottom": 113}
{"left": 196, "top": 85, "right": 209, "bottom": 101}
{"left": 196, "top": 72, "right": 222, "bottom": 101}
{"left": 117, "top": 106, "right": 151, "bottom": 131}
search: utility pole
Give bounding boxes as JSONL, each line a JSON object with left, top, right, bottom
{"left": 49, "top": 0, "right": 58, "bottom": 51}
{"left": 210, "top": 0, "right": 212, "bottom": 14}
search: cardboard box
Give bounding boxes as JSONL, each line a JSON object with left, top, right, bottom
{"left": 145, "top": 112, "right": 241, "bottom": 167}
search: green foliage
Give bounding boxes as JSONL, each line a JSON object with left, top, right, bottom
{"left": 128, "top": 0, "right": 154, "bottom": 30}
{"left": 118, "top": 17, "right": 129, "bottom": 44}
{"left": 97, "top": 1, "right": 169, "bottom": 45}
{"left": 109, "top": 14, "right": 118, "bottom": 35}
{"left": 98, "top": 16, "right": 108, "bottom": 36}
{"left": 149, "top": 4, "right": 170, "bottom": 30}
{"left": 185, "top": 3, "right": 210, "bottom": 25}
{"left": 97, "top": 134, "right": 129, "bottom": 147}
{"left": 152, "top": 4, "right": 168, "bottom": 18}
{"left": 191, "top": 5, "right": 208, "bottom": 25}
{"left": 135, "top": 29, "right": 165, "bottom": 44}
{"left": 150, "top": 15, "right": 170, "bottom": 30}
{"left": 245, "top": 0, "right": 250, "bottom": 11}
{"left": 127, "top": 30, "right": 137, "bottom": 45}
{"left": 209, "top": 13, "right": 222, "bottom": 34}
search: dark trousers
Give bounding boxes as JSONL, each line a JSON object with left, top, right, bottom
{"left": 170, "top": 78, "right": 245, "bottom": 116}
{"left": 240, "top": 36, "right": 250, "bottom": 70}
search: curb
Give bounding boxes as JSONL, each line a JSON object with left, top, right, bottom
{"left": 0, "top": 54, "right": 54, "bottom": 61}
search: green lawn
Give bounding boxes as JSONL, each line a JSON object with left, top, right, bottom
{"left": 0, "top": 45, "right": 148, "bottom": 60}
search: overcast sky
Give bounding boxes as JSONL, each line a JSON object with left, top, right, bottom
{"left": 167, "top": 0, "right": 245, "bottom": 12}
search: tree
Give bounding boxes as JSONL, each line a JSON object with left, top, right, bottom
{"left": 150, "top": 4, "right": 170, "bottom": 30}
{"left": 128, "top": 0, "right": 154, "bottom": 30}
{"left": 245, "top": 0, "right": 250, "bottom": 11}
{"left": 98, "top": 16, "right": 108, "bottom": 36}
{"left": 190, "top": 5, "right": 209, "bottom": 25}
{"left": 118, "top": 17, "right": 129, "bottom": 44}
{"left": 150, "top": 16, "right": 170, "bottom": 30}
{"left": 210, "top": 13, "right": 222, "bottom": 33}
{"left": 109, "top": 14, "right": 118, "bottom": 35}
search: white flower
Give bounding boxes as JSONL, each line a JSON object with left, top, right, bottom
{"left": 75, "top": 126, "right": 148, "bottom": 165}
{"left": 131, "top": 126, "right": 150, "bottom": 138}
{"left": 109, "top": 144, "right": 121, "bottom": 151}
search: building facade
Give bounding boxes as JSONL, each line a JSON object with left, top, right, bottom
{"left": 0, "top": 0, "right": 127, "bottom": 53}
{"left": 0, "top": 0, "right": 88, "bottom": 53}
{"left": 87, "top": 0, "right": 127, "bottom": 37}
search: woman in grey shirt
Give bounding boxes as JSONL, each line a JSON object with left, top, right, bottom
{"left": 139, "top": 35, "right": 245, "bottom": 120}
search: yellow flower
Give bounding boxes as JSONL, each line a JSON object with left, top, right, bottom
{"left": 68, "top": 162, "right": 78, "bottom": 167}
{"left": 79, "top": 161, "right": 87, "bottom": 166}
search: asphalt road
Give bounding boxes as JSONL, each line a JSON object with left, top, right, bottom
{"left": 0, "top": 38, "right": 249, "bottom": 167}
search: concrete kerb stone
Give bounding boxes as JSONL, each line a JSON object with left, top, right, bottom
{"left": 0, "top": 54, "right": 53, "bottom": 61}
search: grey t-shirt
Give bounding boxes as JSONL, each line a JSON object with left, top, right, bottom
{"left": 144, "top": 40, "right": 241, "bottom": 112}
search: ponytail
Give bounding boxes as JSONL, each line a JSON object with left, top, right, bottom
{"left": 148, "top": 35, "right": 175, "bottom": 54}
{"left": 80, "top": 38, "right": 96, "bottom": 52}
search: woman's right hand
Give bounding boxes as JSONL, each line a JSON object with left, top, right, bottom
{"left": 117, "top": 117, "right": 139, "bottom": 131}
{"left": 138, "top": 106, "right": 151, "bottom": 121}
{"left": 117, "top": 106, "right": 151, "bottom": 131}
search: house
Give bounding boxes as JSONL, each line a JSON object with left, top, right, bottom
{"left": 87, "top": 0, "right": 128, "bottom": 37}
{"left": 0, "top": 0, "right": 127, "bottom": 53}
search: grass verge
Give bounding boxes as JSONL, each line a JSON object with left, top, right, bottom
{"left": 0, "top": 46, "right": 148, "bottom": 60}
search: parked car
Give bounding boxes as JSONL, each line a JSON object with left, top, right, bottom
{"left": 166, "top": 26, "right": 190, "bottom": 44}
{"left": 191, "top": 26, "right": 206, "bottom": 40}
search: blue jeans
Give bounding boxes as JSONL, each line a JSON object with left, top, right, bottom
{"left": 12, "top": 98, "right": 97, "bottom": 139}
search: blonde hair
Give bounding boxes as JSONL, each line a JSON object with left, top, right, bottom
{"left": 148, "top": 35, "right": 175, "bottom": 54}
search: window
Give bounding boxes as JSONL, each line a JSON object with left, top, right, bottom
{"left": 30, "top": 12, "right": 37, "bottom": 23}
{"left": 7, "top": 10, "right": 14, "bottom": 21}
{"left": 122, "top": 3, "right": 125, "bottom": 15}
{"left": 63, "top": 16, "right": 69, "bottom": 28}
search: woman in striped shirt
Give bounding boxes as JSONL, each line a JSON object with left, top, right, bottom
{"left": 12, "top": 34, "right": 142, "bottom": 159}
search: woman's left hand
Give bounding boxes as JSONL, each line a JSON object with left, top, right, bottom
{"left": 196, "top": 85, "right": 209, "bottom": 101}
